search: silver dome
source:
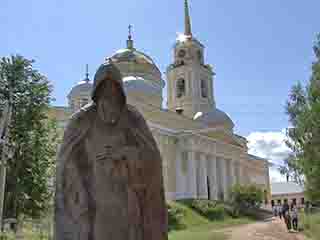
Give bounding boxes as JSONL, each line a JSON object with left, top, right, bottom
{"left": 67, "top": 80, "right": 92, "bottom": 99}
{"left": 194, "top": 108, "right": 234, "bottom": 129}
{"left": 111, "top": 48, "right": 156, "bottom": 66}
{"left": 123, "top": 76, "right": 162, "bottom": 95}
{"left": 110, "top": 48, "right": 165, "bottom": 89}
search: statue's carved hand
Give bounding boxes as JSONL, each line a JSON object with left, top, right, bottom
{"left": 110, "top": 146, "right": 139, "bottom": 180}
{"left": 120, "top": 147, "right": 146, "bottom": 188}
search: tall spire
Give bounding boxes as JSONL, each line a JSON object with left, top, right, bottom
{"left": 184, "top": 0, "right": 192, "bottom": 37}
{"left": 127, "top": 24, "right": 134, "bottom": 49}
{"left": 84, "top": 64, "right": 89, "bottom": 82}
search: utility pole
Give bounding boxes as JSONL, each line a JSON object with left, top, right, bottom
{"left": 0, "top": 81, "right": 13, "bottom": 230}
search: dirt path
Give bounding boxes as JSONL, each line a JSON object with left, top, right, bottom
{"left": 222, "top": 217, "right": 307, "bottom": 240}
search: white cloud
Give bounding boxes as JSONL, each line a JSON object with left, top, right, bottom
{"left": 269, "top": 168, "right": 287, "bottom": 183}
{"left": 247, "top": 129, "right": 291, "bottom": 182}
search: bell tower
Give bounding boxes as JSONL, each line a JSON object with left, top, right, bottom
{"left": 166, "top": 0, "right": 215, "bottom": 118}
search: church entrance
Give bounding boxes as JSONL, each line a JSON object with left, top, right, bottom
{"left": 207, "top": 176, "right": 211, "bottom": 200}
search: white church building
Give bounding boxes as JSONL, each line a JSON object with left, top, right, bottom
{"left": 50, "top": 0, "right": 270, "bottom": 201}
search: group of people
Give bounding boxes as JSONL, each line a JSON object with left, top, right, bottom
{"left": 272, "top": 201, "right": 299, "bottom": 232}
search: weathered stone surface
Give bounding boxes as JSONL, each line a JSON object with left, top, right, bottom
{"left": 55, "top": 61, "right": 168, "bottom": 240}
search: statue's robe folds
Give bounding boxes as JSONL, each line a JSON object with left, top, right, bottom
{"left": 55, "top": 104, "right": 168, "bottom": 240}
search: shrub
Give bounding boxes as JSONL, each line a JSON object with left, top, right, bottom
{"left": 167, "top": 202, "right": 186, "bottom": 231}
{"left": 183, "top": 199, "right": 226, "bottom": 220}
{"left": 0, "top": 232, "right": 15, "bottom": 240}
{"left": 229, "top": 184, "right": 263, "bottom": 216}
{"left": 206, "top": 204, "right": 225, "bottom": 220}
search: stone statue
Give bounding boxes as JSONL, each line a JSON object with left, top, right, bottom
{"left": 55, "top": 61, "right": 168, "bottom": 240}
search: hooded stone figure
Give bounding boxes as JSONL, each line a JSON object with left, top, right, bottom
{"left": 55, "top": 60, "right": 168, "bottom": 240}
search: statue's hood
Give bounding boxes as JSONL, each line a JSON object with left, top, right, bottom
{"left": 91, "top": 59, "right": 126, "bottom": 104}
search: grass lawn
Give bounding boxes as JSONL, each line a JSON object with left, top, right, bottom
{"left": 300, "top": 212, "right": 320, "bottom": 240}
{"left": 1, "top": 201, "right": 255, "bottom": 240}
{"left": 168, "top": 201, "right": 255, "bottom": 240}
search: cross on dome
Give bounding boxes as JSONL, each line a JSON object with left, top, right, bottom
{"left": 127, "top": 24, "right": 134, "bottom": 49}
{"left": 85, "top": 64, "right": 89, "bottom": 82}
{"left": 128, "top": 24, "right": 133, "bottom": 40}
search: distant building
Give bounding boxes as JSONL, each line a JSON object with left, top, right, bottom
{"left": 270, "top": 182, "right": 305, "bottom": 206}
{"left": 49, "top": 0, "right": 270, "bottom": 201}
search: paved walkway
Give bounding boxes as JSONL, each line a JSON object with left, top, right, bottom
{"left": 224, "top": 217, "right": 307, "bottom": 240}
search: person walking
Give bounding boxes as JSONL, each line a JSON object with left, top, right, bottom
{"left": 282, "top": 201, "right": 292, "bottom": 232}
{"left": 291, "top": 205, "right": 299, "bottom": 231}
{"left": 278, "top": 204, "right": 283, "bottom": 219}
{"left": 272, "top": 205, "right": 277, "bottom": 217}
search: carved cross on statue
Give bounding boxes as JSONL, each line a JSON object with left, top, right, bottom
{"left": 96, "top": 145, "right": 113, "bottom": 162}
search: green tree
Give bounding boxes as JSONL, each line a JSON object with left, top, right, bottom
{"left": 0, "top": 55, "right": 58, "bottom": 220}
{"left": 278, "top": 154, "right": 304, "bottom": 185}
{"left": 286, "top": 34, "right": 320, "bottom": 201}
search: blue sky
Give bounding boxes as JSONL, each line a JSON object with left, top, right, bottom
{"left": 0, "top": 0, "right": 319, "bottom": 137}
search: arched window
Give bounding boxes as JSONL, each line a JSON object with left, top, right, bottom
{"left": 201, "top": 79, "right": 208, "bottom": 98}
{"left": 197, "top": 50, "right": 203, "bottom": 63}
{"left": 178, "top": 49, "right": 186, "bottom": 58}
{"left": 176, "top": 78, "right": 186, "bottom": 98}
{"left": 70, "top": 100, "right": 75, "bottom": 111}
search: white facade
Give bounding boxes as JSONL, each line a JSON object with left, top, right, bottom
{"left": 52, "top": 0, "right": 270, "bottom": 202}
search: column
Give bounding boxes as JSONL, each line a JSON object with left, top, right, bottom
{"left": 230, "top": 160, "right": 236, "bottom": 186}
{"left": 159, "top": 136, "right": 169, "bottom": 195}
{"left": 234, "top": 161, "right": 240, "bottom": 184}
{"left": 187, "top": 151, "right": 197, "bottom": 199}
{"left": 222, "top": 158, "right": 229, "bottom": 200}
{"left": 198, "top": 154, "right": 208, "bottom": 199}
{"left": 225, "top": 159, "right": 235, "bottom": 199}
{"left": 216, "top": 157, "right": 223, "bottom": 200}
{"left": 208, "top": 155, "right": 218, "bottom": 200}
{"left": 168, "top": 138, "right": 179, "bottom": 200}
{"left": 175, "top": 149, "right": 184, "bottom": 200}
{"left": 238, "top": 160, "right": 244, "bottom": 185}
{"left": 196, "top": 154, "right": 200, "bottom": 198}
